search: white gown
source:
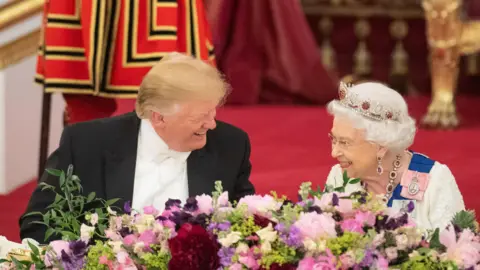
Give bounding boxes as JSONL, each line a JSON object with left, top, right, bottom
{"left": 325, "top": 158, "right": 466, "bottom": 230}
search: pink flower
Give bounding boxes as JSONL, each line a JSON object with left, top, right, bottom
{"left": 105, "top": 229, "right": 121, "bottom": 241}
{"left": 99, "top": 255, "right": 109, "bottom": 264}
{"left": 228, "top": 263, "right": 243, "bottom": 270}
{"left": 116, "top": 251, "right": 137, "bottom": 269}
{"left": 354, "top": 211, "right": 376, "bottom": 227}
{"left": 373, "top": 254, "right": 389, "bottom": 270}
{"left": 293, "top": 212, "right": 337, "bottom": 240}
{"left": 143, "top": 205, "right": 159, "bottom": 216}
{"left": 440, "top": 227, "right": 480, "bottom": 268}
{"left": 238, "top": 253, "right": 258, "bottom": 269}
{"left": 195, "top": 194, "right": 213, "bottom": 215}
{"left": 237, "top": 195, "right": 281, "bottom": 218}
{"left": 340, "top": 219, "right": 364, "bottom": 234}
{"left": 123, "top": 234, "right": 138, "bottom": 246}
{"left": 298, "top": 257, "right": 315, "bottom": 270}
{"left": 299, "top": 250, "right": 337, "bottom": 269}
{"left": 217, "top": 191, "right": 229, "bottom": 207}
{"left": 48, "top": 240, "right": 70, "bottom": 257}
{"left": 314, "top": 193, "right": 353, "bottom": 214}
{"left": 339, "top": 252, "right": 355, "bottom": 268}
{"left": 138, "top": 230, "right": 157, "bottom": 249}
{"left": 385, "top": 247, "right": 398, "bottom": 261}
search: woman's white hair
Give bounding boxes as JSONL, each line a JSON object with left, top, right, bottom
{"left": 327, "top": 82, "right": 417, "bottom": 151}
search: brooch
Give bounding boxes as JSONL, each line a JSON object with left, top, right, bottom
{"left": 400, "top": 170, "right": 430, "bottom": 201}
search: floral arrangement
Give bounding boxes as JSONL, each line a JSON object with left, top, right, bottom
{"left": 1, "top": 167, "right": 480, "bottom": 269}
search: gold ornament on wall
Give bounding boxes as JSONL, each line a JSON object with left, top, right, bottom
{"left": 353, "top": 18, "right": 371, "bottom": 76}
{"left": 466, "top": 54, "right": 478, "bottom": 75}
{"left": 318, "top": 17, "right": 336, "bottom": 69}
{"left": 390, "top": 19, "right": 409, "bottom": 75}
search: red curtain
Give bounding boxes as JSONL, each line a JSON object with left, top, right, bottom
{"left": 205, "top": 0, "right": 338, "bottom": 105}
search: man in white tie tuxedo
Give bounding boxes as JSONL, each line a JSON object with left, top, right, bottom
{"left": 20, "top": 52, "right": 255, "bottom": 243}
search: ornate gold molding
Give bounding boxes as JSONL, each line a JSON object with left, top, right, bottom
{"left": 0, "top": 28, "right": 40, "bottom": 70}
{"left": 301, "top": 0, "right": 423, "bottom": 18}
{"left": 0, "top": 0, "right": 45, "bottom": 31}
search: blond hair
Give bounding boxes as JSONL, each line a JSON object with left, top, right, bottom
{"left": 135, "top": 52, "right": 230, "bottom": 119}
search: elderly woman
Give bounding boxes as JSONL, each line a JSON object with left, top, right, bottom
{"left": 325, "top": 82, "right": 465, "bottom": 230}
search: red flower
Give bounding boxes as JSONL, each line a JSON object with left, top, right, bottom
{"left": 254, "top": 214, "right": 276, "bottom": 228}
{"left": 168, "top": 223, "right": 220, "bottom": 270}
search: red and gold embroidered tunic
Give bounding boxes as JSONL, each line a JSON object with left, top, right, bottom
{"left": 35, "top": 0, "right": 215, "bottom": 98}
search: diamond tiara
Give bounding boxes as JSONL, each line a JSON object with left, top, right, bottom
{"left": 336, "top": 82, "right": 400, "bottom": 122}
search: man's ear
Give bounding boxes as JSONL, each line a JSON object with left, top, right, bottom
{"left": 150, "top": 111, "right": 166, "bottom": 128}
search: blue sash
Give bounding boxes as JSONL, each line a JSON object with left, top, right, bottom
{"left": 387, "top": 152, "right": 435, "bottom": 207}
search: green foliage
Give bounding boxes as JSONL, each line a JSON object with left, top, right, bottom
{"left": 326, "top": 232, "right": 363, "bottom": 256}
{"left": 397, "top": 248, "right": 458, "bottom": 270}
{"left": 22, "top": 165, "right": 118, "bottom": 242}
{"left": 83, "top": 241, "right": 115, "bottom": 270}
{"left": 229, "top": 216, "right": 261, "bottom": 237}
{"left": 140, "top": 245, "right": 171, "bottom": 270}
{"left": 308, "top": 171, "right": 360, "bottom": 198}
{"left": 451, "top": 210, "right": 479, "bottom": 232}
{"left": 260, "top": 241, "right": 298, "bottom": 269}
{"left": 429, "top": 228, "right": 446, "bottom": 252}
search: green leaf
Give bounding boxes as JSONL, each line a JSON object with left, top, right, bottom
{"left": 45, "top": 168, "right": 62, "bottom": 177}
{"left": 342, "top": 170, "right": 350, "bottom": 185}
{"left": 429, "top": 228, "right": 446, "bottom": 251}
{"left": 61, "top": 231, "right": 78, "bottom": 241}
{"left": 22, "top": 211, "right": 43, "bottom": 217}
{"left": 105, "top": 198, "right": 119, "bottom": 206}
{"left": 27, "top": 241, "right": 40, "bottom": 255}
{"left": 87, "top": 192, "right": 96, "bottom": 203}
{"left": 45, "top": 228, "right": 55, "bottom": 241}
{"left": 59, "top": 171, "right": 66, "bottom": 188}
{"left": 349, "top": 178, "right": 360, "bottom": 184}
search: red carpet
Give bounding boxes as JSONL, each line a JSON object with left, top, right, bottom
{"left": 1, "top": 96, "right": 479, "bottom": 242}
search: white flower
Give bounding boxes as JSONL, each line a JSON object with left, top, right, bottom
{"left": 134, "top": 215, "right": 155, "bottom": 233}
{"left": 218, "top": 231, "right": 242, "bottom": 247}
{"left": 90, "top": 213, "right": 99, "bottom": 226}
{"left": 256, "top": 223, "right": 277, "bottom": 243}
{"left": 236, "top": 243, "right": 249, "bottom": 254}
{"left": 80, "top": 224, "right": 95, "bottom": 242}
{"left": 395, "top": 234, "right": 409, "bottom": 250}
{"left": 260, "top": 241, "right": 272, "bottom": 253}
{"left": 108, "top": 240, "right": 123, "bottom": 253}
{"left": 385, "top": 247, "right": 398, "bottom": 261}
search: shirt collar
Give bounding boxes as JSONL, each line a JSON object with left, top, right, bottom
{"left": 138, "top": 119, "right": 191, "bottom": 163}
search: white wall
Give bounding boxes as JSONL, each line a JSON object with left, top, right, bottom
{"left": 0, "top": 56, "right": 64, "bottom": 194}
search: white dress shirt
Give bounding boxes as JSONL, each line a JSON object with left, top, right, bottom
{"left": 326, "top": 160, "right": 465, "bottom": 230}
{"left": 131, "top": 120, "right": 191, "bottom": 212}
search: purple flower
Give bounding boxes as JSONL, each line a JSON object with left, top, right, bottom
{"left": 169, "top": 211, "right": 193, "bottom": 229}
{"left": 209, "top": 221, "right": 231, "bottom": 231}
{"left": 359, "top": 249, "right": 374, "bottom": 267}
{"left": 118, "top": 227, "right": 133, "bottom": 238}
{"left": 68, "top": 240, "right": 87, "bottom": 258}
{"left": 60, "top": 249, "right": 84, "bottom": 270}
{"left": 284, "top": 225, "right": 302, "bottom": 247}
{"left": 307, "top": 205, "right": 322, "bottom": 214}
{"left": 165, "top": 199, "right": 182, "bottom": 210}
{"left": 275, "top": 223, "right": 302, "bottom": 248}
{"left": 184, "top": 197, "right": 199, "bottom": 212}
{"left": 124, "top": 201, "right": 132, "bottom": 214}
{"left": 407, "top": 201, "right": 415, "bottom": 213}
{"left": 218, "top": 247, "right": 235, "bottom": 267}
{"left": 332, "top": 193, "right": 339, "bottom": 206}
